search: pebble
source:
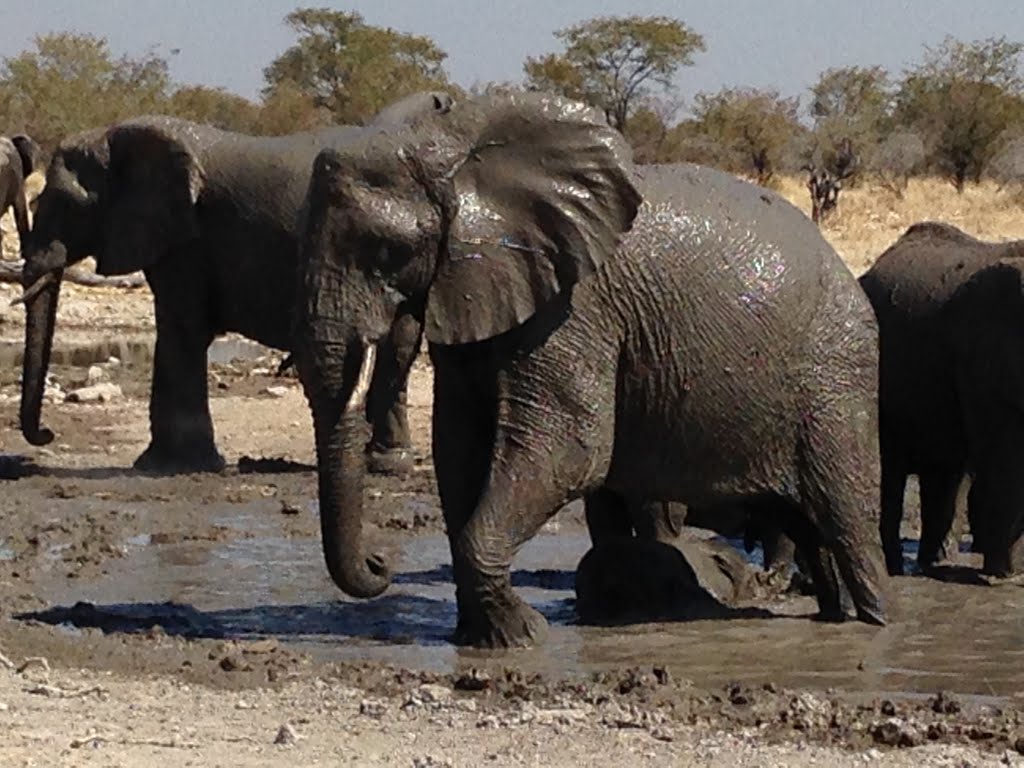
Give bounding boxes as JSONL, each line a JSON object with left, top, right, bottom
{"left": 65, "top": 382, "right": 123, "bottom": 403}
{"left": 273, "top": 723, "right": 299, "bottom": 746}
{"left": 265, "top": 385, "right": 290, "bottom": 398}
{"left": 85, "top": 365, "right": 106, "bottom": 385}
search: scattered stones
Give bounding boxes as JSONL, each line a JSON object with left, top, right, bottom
{"left": 870, "top": 718, "right": 921, "bottom": 748}
{"left": 411, "top": 757, "right": 452, "bottom": 768}
{"left": 931, "top": 691, "right": 962, "bottom": 715}
{"left": 65, "top": 382, "right": 123, "bottom": 403}
{"left": 453, "top": 669, "right": 491, "bottom": 692}
{"left": 360, "top": 698, "right": 388, "bottom": 719}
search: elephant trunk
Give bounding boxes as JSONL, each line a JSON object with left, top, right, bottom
{"left": 308, "top": 342, "right": 391, "bottom": 598}
{"left": 19, "top": 265, "right": 63, "bottom": 446}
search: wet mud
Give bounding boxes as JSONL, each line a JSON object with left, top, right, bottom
{"left": 0, "top": 336, "right": 1022, "bottom": 756}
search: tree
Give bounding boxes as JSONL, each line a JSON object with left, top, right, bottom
{"left": 869, "top": 130, "right": 926, "bottom": 197}
{"left": 256, "top": 80, "right": 333, "bottom": 135}
{"left": 894, "top": 36, "right": 1024, "bottom": 191}
{"left": 263, "top": 8, "right": 451, "bottom": 125}
{"left": 691, "top": 87, "right": 802, "bottom": 185}
{"left": 0, "top": 33, "right": 170, "bottom": 149}
{"left": 808, "top": 65, "right": 892, "bottom": 181}
{"left": 523, "top": 15, "right": 705, "bottom": 131}
{"left": 166, "top": 85, "right": 261, "bottom": 133}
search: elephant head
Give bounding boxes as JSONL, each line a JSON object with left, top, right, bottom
{"left": 9, "top": 134, "right": 43, "bottom": 179}
{"left": 19, "top": 128, "right": 109, "bottom": 446}
{"left": 18, "top": 117, "right": 206, "bottom": 447}
{"left": 293, "top": 92, "right": 641, "bottom": 598}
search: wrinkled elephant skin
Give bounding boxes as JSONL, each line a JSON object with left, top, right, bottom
{"left": 862, "top": 222, "right": 1024, "bottom": 577}
{"left": 19, "top": 93, "right": 452, "bottom": 474}
{"left": 294, "top": 91, "right": 890, "bottom": 648}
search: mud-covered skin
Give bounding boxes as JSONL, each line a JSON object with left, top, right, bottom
{"left": 295, "top": 92, "right": 889, "bottom": 648}
{"left": 861, "top": 222, "right": 1024, "bottom": 577}
{"left": 0, "top": 134, "right": 39, "bottom": 258}
{"left": 18, "top": 93, "right": 451, "bottom": 475}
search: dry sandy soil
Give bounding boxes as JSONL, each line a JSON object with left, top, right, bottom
{"left": 0, "top": 180, "right": 1023, "bottom": 766}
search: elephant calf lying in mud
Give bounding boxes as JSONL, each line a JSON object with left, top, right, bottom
{"left": 291, "top": 90, "right": 890, "bottom": 648}
{"left": 17, "top": 92, "right": 453, "bottom": 475}
{"left": 862, "top": 221, "right": 1024, "bottom": 578}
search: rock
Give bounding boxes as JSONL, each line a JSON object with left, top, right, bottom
{"left": 416, "top": 684, "right": 452, "bottom": 705}
{"left": 360, "top": 698, "right": 388, "bottom": 719}
{"left": 65, "top": 383, "right": 123, "bottom": 404}
{"left": 85, "top": 365, "right": 106, "bottom": 385}
{"left": 265, "top": 385, "right": 290, "bottom": 398}
{"left": 273, "top": 723, "right": 299, "bottom": 746}
{"left": 106, "top": 356, "right": 121, "bottom": 367}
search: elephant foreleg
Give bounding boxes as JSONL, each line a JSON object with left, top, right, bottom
{"left": 134, "top": 265, "right": 223, "bottom": 474}
{"left": 12, "top": 190, "right": 30, "bottom": 243}
{"left": 365, "top": 311, "right": 422, "bottom": 476}
{"left": 583, "top": 488, "right": 633, "bottom": 545}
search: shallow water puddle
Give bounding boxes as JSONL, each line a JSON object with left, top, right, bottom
{"left": 30, "top": 515, "right": 1024, "bottom": 702}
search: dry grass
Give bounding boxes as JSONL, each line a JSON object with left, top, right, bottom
{"left": 771, "top": 175, "right": 1024, "bottom": 276}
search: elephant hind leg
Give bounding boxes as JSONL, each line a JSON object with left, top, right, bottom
{"left": 917, "top": 469, "right": 964, "bottom": 572}
{"left": 797, "top": 404, "right": 890, "bottom": 626}
{"left": 880, "top": 453, "right": 909, "bottom": 576}
{"left": 968, "top": 456, "right": 1024, "bottom": 577}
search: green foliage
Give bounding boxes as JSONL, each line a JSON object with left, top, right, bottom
{"left": 0, "top": 33, "right": 170, "bottom": 149}
{"left": 166, "top": 86, "right": 262, "bottom": 133}
{"left": 893, "top": 36, "right": 1024, "bottom": 191}
{"left": 523, "top": 15, "right": 704, "bottom": 131}
{"left": 262, "top": 7, "right": 451, "bottom": 124}
{"left": 691, "top": 87, "right": 803, "bottom": 185}
{"left": 808, "top": 66, "right": 892, "bottom": 179}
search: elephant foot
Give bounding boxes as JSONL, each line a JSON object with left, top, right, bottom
{"left": 367, "top": 447, "right": 416, "bottom": 477}
{"left": 452, "top": 594, "right": 548, "bottom": 649}
{"left": 812, "top": 607, "right": 847, "bottom": 624}
{"left": 133, "top": 441, "right": 226, "bottom": 475}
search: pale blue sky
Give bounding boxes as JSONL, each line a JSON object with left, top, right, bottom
{"left": 4, "top": 1, "right": 1024, "bottom": 116}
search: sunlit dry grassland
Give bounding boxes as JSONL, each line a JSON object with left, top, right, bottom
{"left": 772, "top": 175, "right": 1024, "bottom": 276}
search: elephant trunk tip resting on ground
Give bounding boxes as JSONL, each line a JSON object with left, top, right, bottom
{"left": 16, "top": 92, "right": 453, "bottom": 475}
{"left": 292, "top": 91, "right": 890, "bottom": 647}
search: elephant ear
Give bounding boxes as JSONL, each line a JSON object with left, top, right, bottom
{"left": 10, "top": 134, "right": 41, "bottom": 177}
{"left": 424, "top": 95, "right": 642, "bottom": 345}
{"left": 98, "top": 123, "right": 204, "bottom": 276}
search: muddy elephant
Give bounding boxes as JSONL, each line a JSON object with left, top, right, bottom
{"left": 575, "top": 533, "right": 757, "bottom": 625}
{"left": 291, "top": 91, "right": 889, "bottom": 648}
{"left": 18, "top": 92, "right": 452, "bottom": 474}
{"left": 861, "top": 221, "right": 1024, "bottom": 577}
{"left": 0, "top": 134, "right": 41, "bottom": 255}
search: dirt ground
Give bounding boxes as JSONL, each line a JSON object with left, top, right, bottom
{"left": 2, "top": 204, "right": 1024, "bottom": 765}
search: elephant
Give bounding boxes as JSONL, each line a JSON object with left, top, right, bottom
{"left": 861, "top": 221, "right": 1024, "bottom": 577}
{"left": 0, "top": 134, "right": 42, "bottom": 255}
{"left": 291, "top": 91, "right": 890, "bottom": 648}
{"left": 574, "top": 533, "right": 756, "bottom": 625}
{"left": 17, "top": 92, "right": 452, "bottom": 474}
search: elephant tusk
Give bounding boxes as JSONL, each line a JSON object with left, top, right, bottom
{"left": 10, "top": 271, "right": 57, "bottom": 307}
{"left": 345, "top": 344, "right": 377, "bottom": 413}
